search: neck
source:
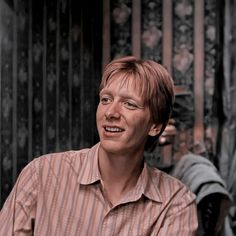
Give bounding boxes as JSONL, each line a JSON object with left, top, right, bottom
{"left": 98, "top": 146, "right": 144, "bottom": 205}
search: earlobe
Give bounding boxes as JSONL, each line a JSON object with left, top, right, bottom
{"left": 148, "top": 124, "right": 161, "bottom": 137}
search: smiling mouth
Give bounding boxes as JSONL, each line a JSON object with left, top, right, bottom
{"left": 104, "top": 126, "right": 124, "bottom": 132}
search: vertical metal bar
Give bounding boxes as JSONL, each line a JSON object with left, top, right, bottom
{"left": 103, "top": 0, "right": 110, "bottom": 69}
{"left": 42, "top": 0, "right": 47, "bottom": 154}
{"left": 68, "top": 0, "right": 72, "bottom": 149}
{"left": 80, "top": 9, "right": 84, "bottom": 146}
{"left": 56, "top": 0, "right": 60, "bottom": 151}
{"left": 161, "top": 0, "right": 173, "bottom": 165}
{"left": 28, "top": 0, "right": 33, "bottom": 161}
{"left": 0, "top": 0, "right": 2, "bottom": 204}
{"left": 162, "top": 0, "right": 172, "bottom": 74}
{"left": 12, "top": 0, "right": 18, "bottom": 181}
{"left": 193, "top": 0, "right": 204, "bottom": 150}
{"left": 223, "top": 0, "right": 231, "bottom": 108}
{"left": 132, "top": 0, "right": 141, "bottom": 58}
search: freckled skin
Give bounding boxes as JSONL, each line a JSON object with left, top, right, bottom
{"left": 96, "top": 77, "right": 156, "bottom": 157}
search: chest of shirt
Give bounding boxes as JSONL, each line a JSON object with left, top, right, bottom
{"left": 33, "top": 181, "right": 164, "bottom": 235}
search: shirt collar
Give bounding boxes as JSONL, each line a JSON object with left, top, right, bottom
{"left": 77, "top": 143, "right": 102, "bottom": 185}
{"left": 77, "top": 143, "right": 163, "bottom": 203}
{"left": 119, "top": 163, "right": 163, "bottom": 204}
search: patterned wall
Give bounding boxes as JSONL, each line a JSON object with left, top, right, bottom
{"left": 108, "top": 1, "right": 236, "bottom": 233}
{"left": 108, "top": 0, "right": 219, "bottom": 163}
{"left": 110, "top": 0, "right": 132, "bottom": 58}
{"left": 0, "top": 0, "right": 102, "bottom": 206}
{"left": 0, "top": 0, "right": 224, "bottom": 210}
{"left": 141, "top": 0, "right": 162, "bottom": 61}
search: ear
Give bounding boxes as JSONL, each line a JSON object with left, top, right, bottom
{"left": 148, "top": 124, "right": 162, "bottom": 137}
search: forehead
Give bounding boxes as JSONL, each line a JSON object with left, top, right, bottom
{"left": 102, "top": 72, "right": 146, "bottom": 98}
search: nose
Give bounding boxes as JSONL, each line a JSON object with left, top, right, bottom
{"left": 105, "top": 101, "right": 121, "bottom": 120}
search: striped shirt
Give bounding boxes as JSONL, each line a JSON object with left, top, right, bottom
{"left": 0, "top": 143, "right": 198, "bottom": 235}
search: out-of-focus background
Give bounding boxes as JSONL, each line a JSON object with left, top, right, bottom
{"left": 0, "top": 0, "right": 236, "bottom": 235}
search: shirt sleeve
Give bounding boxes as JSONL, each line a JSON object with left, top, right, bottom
{"left": 158, "top": 185, "right": 198, "bottom": 236}
{"left": 0, "top": 159, "right": 39, "bottom": 235}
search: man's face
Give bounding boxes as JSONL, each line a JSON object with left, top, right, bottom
{"left": 96, "top": 76, "right": 156, "bottom": 156}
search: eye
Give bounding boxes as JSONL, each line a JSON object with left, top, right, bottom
{"left": 100, "top": 96, "right": 112, "bottom": 105}
{"left": 123, "top": 101, "right": 139, "bottom": 110}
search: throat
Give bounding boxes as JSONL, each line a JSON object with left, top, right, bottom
{"left": 98, "top": 144, "right": 144, "bottom": 205}
{"left": 101, "top": 174, "right": 139, "bottom": 207}
{"left": 99, "top": 158, "right": 144, "bottom": 206}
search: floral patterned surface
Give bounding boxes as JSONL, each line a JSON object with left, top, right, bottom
{"left": 0, "top": 0, "right": 221, "bottom": 209}
{"left": 111, "top": 0, "right": 132, "bottom": 58}
{"left": 1, "top": 0, "right": 14, "bottom": 206}
{"left": 173, "top": 0, "right": 194, "bottom": 86}
{"left": 204, "top": 0, "right": 217, "bottom": 159}
{"left": 0, "top": 0, "right": 102, "bottom": 207}
{"left": 171, "top": 0, "right": 194, "bottom": 156}
{"left": 141, "top": 0, "right": 162, "bottom": 62}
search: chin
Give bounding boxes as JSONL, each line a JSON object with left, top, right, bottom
{"left": 100, "top": 139, "right": 126, "bottom": 154}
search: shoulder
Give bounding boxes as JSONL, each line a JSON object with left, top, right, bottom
{"left": 35, "top": 148, "right": 90, "bottom": 165}
{"left": 146, "top": 167, "right": 198, "bottom": 234}
{"left": 148, "top": 166, "right": 196, "bottom": 204}
{"left": 20, "top": 147, "right": 93, "bottom": 181}
{"left": 38, "top": 147, "right": 91, "bottom": 168}
{"left": 11, "top": 146, "right": 97, "bottom": 196}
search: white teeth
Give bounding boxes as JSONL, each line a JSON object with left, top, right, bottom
{"left": 105, "top": 127, "right": 122, "bottom": 132}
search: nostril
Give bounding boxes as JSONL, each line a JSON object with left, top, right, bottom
{"left": 105, "top": 112, "right": 119, "bottom": 120}
{"left": 105, "top": 109, "right": 120, "bottom": 120}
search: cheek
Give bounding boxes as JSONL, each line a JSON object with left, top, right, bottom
{"left": 132, "top": 116, "right": 151, "bottom": 132}
{"left": 96, "top": 104, "right": 105, "bottom": 124}
{"left": 138, "top": 112, "right": 153, "bottom": 131}
{"left": 96, "top": 106, "right": 101, "bottom": 123}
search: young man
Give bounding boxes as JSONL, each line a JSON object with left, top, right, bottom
{"left": 0, "top": 56, "right": 198, "bottom": 235}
